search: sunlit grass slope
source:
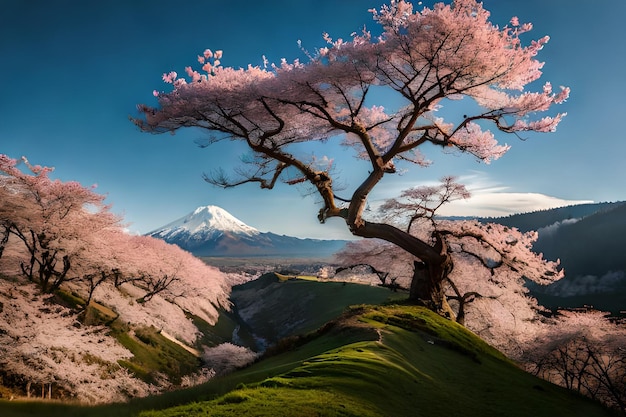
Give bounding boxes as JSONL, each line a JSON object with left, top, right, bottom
{"left": 0, "top": 281, "right": 616, "bottom": 417}
{"left": 139, "top": 305, "right": 614, "bottom": 417}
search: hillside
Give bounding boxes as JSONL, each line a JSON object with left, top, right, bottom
{"left": 223, "top": 272, "right": 407, "bottom": 350}
{"left": 533, "top": 202, "right": 626, "bottom": 276}
{"left": 0, "top": 273, "right": 405, "bottom": 407}
{"left": 477, "top": 201, "right": 622, "bottom": 233}
{"left": 0, "top": 279, "right": 616, "bottom": 417}
{"left": 531, "top": 203, "right": 626, "bottom": 313}
{"left": 139, "top": 305, "right": 615, "bottom": 417}
{"left": 2, "top": 304, "right": 612, "bottom": 417}
{"left": 473, "top": 201, "right": 626, "bottom": 313}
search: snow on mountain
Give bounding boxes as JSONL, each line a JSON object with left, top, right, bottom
{"left": 150, "top": 205, "right": 259, "bottom": 240}
{"left": 149, "top": 205, "right": 346, "bottom": 258}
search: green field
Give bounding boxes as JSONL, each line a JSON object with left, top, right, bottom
{"left": 0, "top": 302, "right": 616, "bottom": 417}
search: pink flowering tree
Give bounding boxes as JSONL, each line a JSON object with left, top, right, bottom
{"left": 0, "top": 155, "right": 229, "bottom": 318}
{"left": 521, "top": 310, "right": 626, "bottom": 413}
{"left": 335, "top": 177, "right": 561, "bottom": 349}
{"left": 0, "top": 155, "right": 121, "bottom": 293}
{"left": 135, "top": 0, "right": 569, "bottom": 317}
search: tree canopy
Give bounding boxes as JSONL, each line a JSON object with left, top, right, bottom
{"left": 135, "top": 0, "right": 569, "bottom": 316}
{"left": 0, "top": 154, "right": 229, "bottom": 330}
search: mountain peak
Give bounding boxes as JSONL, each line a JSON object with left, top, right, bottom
{"left": 150, "top": 205, "right": 259, "bottom": 239}
{"left": 149, "top": 205, "right": 347, "bottom": 258}
{"left": 191, "top": 205, "right": 259, "bottom": 235}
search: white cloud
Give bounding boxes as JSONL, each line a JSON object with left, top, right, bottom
{"left": 543, "top": 271, "right": 626, "bottom": 297}
{"left": 371, "top": 170, "right": 594, "bottom": 218}
{"left": 438, "top": 192, "right": 593, "bottom": 217}
{"left": 536, "top": 218, "right": 581, "bottom": 238}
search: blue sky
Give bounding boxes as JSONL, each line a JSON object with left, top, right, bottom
{"left": 1, "top": 0, "right": 625, "bottom": 239}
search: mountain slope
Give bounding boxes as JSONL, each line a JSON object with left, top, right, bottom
{"left": 225, "top": 272, "right": 407, "bottom": 349}
{"left": 0, "top": 281, "right": 615, "bottom": 417}
{"left": 473, "top": 201, "right": 626, "bottom": 312}
{"left": 148, "top": 205, "right": 347, "bottom": 258}
{"left": 141, "top": 305, "right": 614, "bottom": 417}
{"left": 478, "top": 201, "right": 622, "bottom": 233}
{"left": 530, "top": 203, "right": 626, "bottom": 312}
{"left": 533, "top": 202, "right": 626, "bottom": 276}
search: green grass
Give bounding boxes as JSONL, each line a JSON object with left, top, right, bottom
{"left": 0, "top": 276, "right": 618, "bottom": 417}
{"left": 230, "top": 273, "right": 406, "bottom": 344}
{"left": 136, "top": 305, "right": 616, "bottom": 417}
{"left": 0, "top": 304, "right": 616, "bottom": 417}
{"left": 111, "top": 325, "right": 201, "bottom": 385}
{"left": 137, "top": 305, "right": 615, "bottom": 417}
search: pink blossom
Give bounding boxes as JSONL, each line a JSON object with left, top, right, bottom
{"left": 162, "top": 71, "right": 177, "bottom": 84}
{"left": 520, "top": 22, "right": 533, "bottom": 32}
{"left": 543, "top": 81, "right": 552, "bottom": 94}
{"left": 554, "top": 86, "right": 570, "bottom": 104}
{"left": 133, "top": 1, "right": 572, "bottom": 333}
{"left": 185, "top": 66, "right": 202, "bottom": 82}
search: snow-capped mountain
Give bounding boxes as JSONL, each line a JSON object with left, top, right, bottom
{"left": 152, "top": 205, "right": 259, "bottom": 240}
{"left": 148, "top": 205, "right": 347, "bottom": 258}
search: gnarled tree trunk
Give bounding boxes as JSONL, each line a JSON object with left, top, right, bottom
{"left": 347, "top": 215, "right": 456, "bottom": 320}
{"left": 409, "top": 258, "right": 456, "bottom": 320}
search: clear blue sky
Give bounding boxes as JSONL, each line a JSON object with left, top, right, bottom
{"left": 1, "top": 0, "right": 625, "bottom": 239}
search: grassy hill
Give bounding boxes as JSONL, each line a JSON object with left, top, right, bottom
{"left": 225, "top": 272, "right": 408, "bottom": 348}
{"left": 135, "top": 304, "right": 616, "bottom": 417}
{"left": 0, "top": 302, "right": 615, "bottom": 417}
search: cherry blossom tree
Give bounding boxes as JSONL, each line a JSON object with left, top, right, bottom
{"left": 105, "top": 233, "right": 231, "bottom": 324}
{"left": 333, "top": 177, "right": 561, "bottom": 354}
{"left": 135, "top": 0, "right": 569, "bottom": 316}
{"left": 0, "top": 154, "right": 122, "bottom": 293}
{"left": 1, "top": 156, "right": 233, "bottom": 399}
{"left": 201, "top": 343, "right": 258, "bottom": 376}
{"left": 522, "top": 309, "right": 626, "bottom": 413}
{"left": 0, "top": 279, "right": 157, "bottom": 403}
{"left": 1, "top": 154, "right": 230, "bottom": 327}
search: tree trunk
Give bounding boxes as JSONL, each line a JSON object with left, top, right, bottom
{"left": 346, "top": 219, "right": 456, "bottom": 320}
{"left": 0, "top": 224, "right": 9, "bottom": 259}
{"left": 338, "top": 152, "right": 457, "bottom": 319}
{"left": 409, "top": 258, "right": 456, "bottom": 320}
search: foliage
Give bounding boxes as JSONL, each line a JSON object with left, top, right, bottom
{"left": 522, "top": 309, "right": 626, "bottom": 413}
{"left": 134, "top": 0, "right": 569, "bottom": 315}
{"left": 0, "top": 154, "right": 233, "bottom": 401}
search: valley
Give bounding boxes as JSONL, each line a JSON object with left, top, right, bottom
{"left": 1, "top": 201, "right": 625, "bottom": 414}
